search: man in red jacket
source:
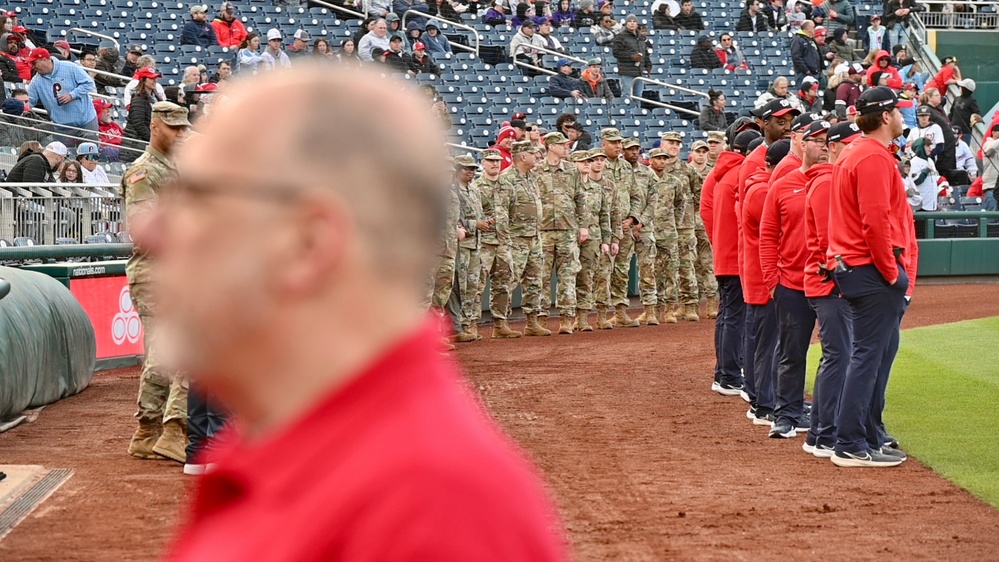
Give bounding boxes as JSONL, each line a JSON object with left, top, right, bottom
{"left": 802, "top": 121, "right": 861, "bottom": 458}
{"left": 211, "top": 2, "right": 247, "bottom": 49}
{"left": 771, "top": 112, "right": 820, "bottom": 182}
{"left": 741, "top": 99, "right": 799, "bottom": 201}
{"left": 759, "top": 119, "right": 831, "bottom": 439}
{"left": 701, "top": 129, "right": 760, "bottom": 396}
{"left": 741, "top": 139, "right": 790, "bottom": 426}
{"left": 827, "top": 86, "right": 918, "bottom": 468}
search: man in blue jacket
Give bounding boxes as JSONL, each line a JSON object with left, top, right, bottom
{"left": 26, "top": 48, "right": 98, "bottom": 146}
{"left": 182, "top": 5, "right": 218, "bottom": 48}
{"left": 549, "top": 58, "right": 584, "bottom": 101}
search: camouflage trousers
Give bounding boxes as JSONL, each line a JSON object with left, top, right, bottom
{"left": 457, "top": 245, "right": 481, "bottom": 327}
{"left": 695, "top": 225, "right": 718, "bottom": 299}
{"left": 425, "top": 254, "right": 456, "bottom": 309}
{"left": 612, "top": 230, "right": 656, "bottom": 306}
{"left": 477, "top": 242, "right": 508, "bottom": 319}
{"left": 576, "top": 237, "right": 602, "bottom": 311}
{"left": 130, "top": 282, "right": 188, "bottom": 427}
{"left": 677, "top": 228, "right": 700, "bottom": 305}
{"left": 655, "top": 228, "right": 680, "bottom": 307}
{"left": 595, "top": 251, "right": 613, "bottom": 308}
{"left": 540, "top": 229, "right": 581, "bottom": 316}
{"left": 493, "top": 235, "right": 544, "bottom": 317}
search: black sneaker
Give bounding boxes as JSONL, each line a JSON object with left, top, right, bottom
{"left": 715, "top": 383, "right": 744, "bottom": 397}
{"left": 879, "top": 446, "right": 908, "bottom": 461}
{"left": 830, "top": 449, "right": 905, "bottom": 468}
{"left": 753, "top": 412, "right": 776, "bottom": 426}
{"left": 769, "top": 419, "right": 796, "bottom": 439}
{"left": 795, "top": 414, "right": 811, "bottom": 432}
{"left": 811, "top": 444, "right": 835, "bottom": 458}
{"left": 745, "top": 406, "right": 757, "bottom": 420}
{"left": 802, "top": 433, "right": 817, "bottom": 454}
{"left": 883, "top": 433, "right": 900, "bottom": 449}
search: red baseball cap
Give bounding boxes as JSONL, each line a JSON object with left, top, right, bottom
{"left": 413, "top": 41, "right": 426, "bottom": 51}
{"left": 134, "top": 67, "right": 161, "bottom": 80}
{"left": 93, "top": 99, "right": 114, "bottom": 112}
{"left": 12, "top": 25, "right": 29, "bottom": 34}
{"left": 26, "top": 48, "right": 51, "bottom": 63}
{"left": 194, "top": 82, "right": 218, "bottom": 93}
{"left": 3, "top": 10, "right": 15, "bottom": 17}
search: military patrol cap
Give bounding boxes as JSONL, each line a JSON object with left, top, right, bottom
{"left": 453, "top": 154, "right": 479, "bottom": 168}
{"left": 691, "top": 140, "right": 709, "bottom": 151}
{"left": 601, "top": 127, "right": 623, "bottom": 141}
{"left": 648, "top": 147, "right": 668, "bottom": 158}
{"left": 543, "top": 131, "right": 571, "bottom": 145}
{"left": 621, "top": 137, "right": 641, "bottom": 149}
{"left": 151, "top": 102, "right": 191, "bottom": 128}
{"left": 587, "top": 57, "right": 602, "bottom": 66}
{"left": 660, "top": 131, "right": 683, "bottom": 142}
{"left": 587, "top": 147, "right": 607, "bottom": 159}
{"left": 512, "top": 140, "right": 535, "bottom": 155}
{"left": 570, "top": 150, "right": 594, "bottom": 162}
{"left": 481, "top": 148, "right": 504, "bottom": 161}
{"left": 707, "top": 130, "right": 726, "bottom": 143}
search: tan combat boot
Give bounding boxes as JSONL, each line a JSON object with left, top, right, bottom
{"left": 643, "top": 304, "right": 660, "bottom": 326}
{"left": 492, "top": 319, "right": 523, "bottom": 339}
{"left": 127, "top": 420, "right": 164, "bottom": 460}
{"left": 152, "top": 418, "right": 188, "bottom": 463}
{"left": 454, "top": 324, "right": 480, "bottom": 343}
{"left": 576, "top": 309, "right": 593, "bottom": 332}
{"left": 559, "top": 315, "right": 574, "bottom": 335}
{"left": 706, "top": 296, "right": 719, "bottom": 319}
{"left": 525, "top": 313, "right": 552, "bottom": 336}
{"left": 683, "top": 303, "right": 700, "bottom": 322}
{"left": 661, "top": 304, "right": 678, "bottom": 323}
{"left": 615, "top": 304, "right": 640, "bottom": 328}
{"left": 596, "top": 306, "right": 614, "bottom": 329}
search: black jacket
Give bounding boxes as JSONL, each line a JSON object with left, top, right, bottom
{"left": 790, "top": 33, "right": 820, "bottom": 75}
{"left": 573, "top": 10, "right": 597, "bottom": 29}
{"left": 950, "top": 92, "right": 981, "bottom": 135}
{"left": 612, "top": 28, "right": 650, "bottom": 77}
{"left": 124, "top": 92, "right": 154, "bottom": 143}
{"left": 736, "top": 9, "right": 770, "bottom": 32}
{"left": 653, "top": 10, "right": 677, "bottom": 30}
{"left": 384, "top": 51, "right": 415, "bottom": 73}
{"left": 672, "top": 10, "right": 705, "bottom": 30}
{"left": 882, "top": 0, "right": 923, "bottom": 28}
{"left": 6, "top": 150, "right": 53, "bottom": 183}
{"left": 690, "top": 42, "right": 722, "bottom": 69}
{"left": 0, "top": 55, "right": 19, "bottom": 83}
{"left": 410, "top": 54, "right": 437, "bottom": 74}
{"left": 928, "top": 105, "right": 958, "bottom": 180}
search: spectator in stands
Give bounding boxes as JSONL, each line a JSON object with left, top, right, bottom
{"left": 428, "top": 0, "right": 463, "bottom": 23}
{"left": 17, "top": 141, "right": 43, "bottom": 159}
{"left": 920, "top": 86, "right": 944, "bottom": 114}
{"left": 79, "top": 50, "right": 99, "bottom": 77}
{"left": 573, "top": 0, "right": 599, "bottom": 28}
{"left": 5, "top": 141, "right": 66, "bottom": 183}
{"left": 409, "top": 41, "right": 435, "bottom": 73}
{"left": 883, "top": 0, "right": 922, "bottom": 50}
{"left": 566, "top": 121, "right": 589, "bottom": 150}
{"left": 0, "top": 97, "right": 35, "bottom": 148}
{"left": 556, "top": 113, "right": 593, "bottom": 148}
{"left": 95, "top": 48, "right": 129, "bottom": 89}
{"left": 865, "top": 14, "right": 885, "bottom": 51}
{"left": 421, "top": 21, "right": 452, "bottom": 57}
{"left": 121, "top": 46, "right": 142, "bottom": 78}
{"left": 689, "top": 34, "right": 721, "bottom": 70}
{"left": 2, "top": 32, "right": 30, "bottom": 81}
{"left": 899, "top": 82, "right": 918, "bottom": 127}
{"left": 699, "top": 89, "right": 728, "bottom": 131}
{"left": 579, "top": 57, "right": 614, "bottom": 101}
{"left": 122, "top": 67, "right": 159, "bottom": 161}
{"left": 592, "top": 15, "right": 618, "bottom": 46}
{"left": 736, "top": 0, "right": 770, "bottom": 32}
{"left": 94, "top": 99, "right": 123, "bottom": 161}
{"left": 383, "top": 36, "right": 414, "bottom": 73}
{"left": 311, "top": 39, "right": 334, "bottom": 62}
{"left": 182, "top": 65, "right": 201, "bottom": 85}
{"left": 370, "top": 46, "right": 390, "bottom": 65}
{"left": 907, "top": 105, "right": 944, "bottom": 158}
{"left": 613, "top": 15, "right": 649, "bottom": 98}
{"left": 512, "top": 3, "right": 532, "bottom": 27}
{"left": 899, "top": 59, "right": 928, "bottom": 92}
{"left": 75, "top": 143, "right": 106, "bottom": 184}
{"left": 653, "top": 3, "right": 677, "bottom": 30}
{"left": 981, "top": 124, "right": 999, "bottom": 211}
{"left": 716, "top": 33, "right": 747, "bottom": 71}
{"left": 813, "top": 26, "right": 835, "bottom": 67}
{"left": 828, "top": 27, "right": 854, "bottom": 61}
{"left": 535, "top": 19, "right": 566, "bottom": 59}
{"left": 949, "top": 78, "right": 980, "bottom": 142}
{"left": 510, "top": 20, "right": 541, "bottom": 75}
{"left": 286, "top": 30, "right": 312, "bottom": 59}
{"left": 674, "top": 0, "right": 705, "bottom": 30}
{"left": 764, "top": 0, "right": 787, "bottom": 31}
{"left": 359, "top": 19, "right": 390, "bottom": 62}
{"left": 865, "top": 50, "right": 901, "bottom": 88}
{"left": 368, "top": 0, "right": 392, "bottom": 18}
{"left": 0, "top": 35, "right": 20, "bottom": 83}
{"left": 791, "top": 21, "right": 821, "bottom": 84}
{"left": 484, "top": 1, "right": 509, "bottom": 25}
{"left": 238, "top": 33, "right": 263, "bottom": 73}
{"left": 337, "top": 39, "right": 361, "bottom": 66}
{"left": 0, "top": 15, "right": 12, "bottom": 35}
{"left": 52, "top": 40, "right": 73, "bottom": 62}
{"left": 385, "top": 14, "right": 406, "bottom": 46}
{"left": 57, "top": 159, "right": 83, "bottom": 184}
{"left": 491, "top": 125, "right": 517, "bottom": 169}
{"left": 549, "top": 58, "right": 584, "bottom": 100}
{"left": 405, "top": 22, "right": 422, "bottom": 51}
{"left": 953, "top": 126, "right": 977, "bottom": 180}
{"left": 210, "top": 60, "right": 233, "bottom": 82}
{"left": 26, "top": 49, "right": 99, "bottom": 146}
{"left": 261, "top": 29, "right": 293, "bottom": 69}
{"left": 553, "top": 0, "right": 574, "bottom": 27}
{"left": 825, "top": 0, "right": 855, "bottom": 27}
{"left": 797, "top": 76, "right": 822, "bottom": 112}
{"left": 835, "top": 62, "right": 864, "bottom": 107}
{"left": 182, "top": 5, "right": 218, "bottom": 48}
{"left": 755, "top": 76, "right": 799, "bottom": 110}
{"left": 926, "top": 56, "right": 961, "bottom": 96}
{"left": 212, "top": 2, "right": 247, "bottom": 49}
{"left": 395, "top": 0, "right": 432, "bottom": 29}
{"left": 905, "top": 138, "right": 940, "bottom": 211}
{"left": 787, "top": 1, "right": 806, "bottom": 30}
{"left": 354, "top": 18, "right": 377, "bottom": 46}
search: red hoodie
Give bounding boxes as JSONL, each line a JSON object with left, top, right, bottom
{"left": 865, "top": 51, "right": 903, "bottom": 90}
{"left": 759, "top": 168, "right": 811, "bottom": 292}
{"left": 827, "top": 137, "right": 919, "bottom": 296}
{"left": 741, "top": 168, "right": 774, "bottom": 305}
{"left": 737, "top": 144, "right": 768, "bottom": 278}
{"left": 803, "top": 163, "right": 835, "bottom": 298}
{"left": 707, "top": 151, "right": 746, "bottom": 276}
{"left": 770, "top": 151, "right": 802, "bottom": 184}
{"left": 926, "top": 64, "right": 956, "bottom": 97}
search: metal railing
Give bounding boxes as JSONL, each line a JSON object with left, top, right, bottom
{"left": 402, "top": 10, "right": 479, "bottom": 56}
{"left": 0, "top": 190, "right": 125, "bottom": 246}
{"left": 5, "top": 112, "right": 147, "bottom": 156}
{"left": 916, "top": 210, "right": 999, "bottom": 239}
{"left": 511, "top": 43, "right": 586, "bottom": 77}
{"left": 912, "top": 1, "right": 999, "bottom": 29}
{"left": 308, "top": 0, "right": 366, "bottom": 22}
{"left": 83, "top": 65, "right": 134, "bottom": 87}
{"left": 0, "top": 243, "right": 132, "bottom": 261}
{"left": 627, "top": 76, "right": 703, "bottom": 117}
{"left": 447, "top": 142, "right": 484, "bottom": 152}
{"left": 67, "top": 28, "right": 120, "bottom": 51}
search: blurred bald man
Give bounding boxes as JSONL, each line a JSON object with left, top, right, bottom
{"left": 142, "top": 66, "right": 568, "bottom": 562}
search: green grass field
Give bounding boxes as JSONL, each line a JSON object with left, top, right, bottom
{"left": 807, "top": 316, "right": 999, "bottom": 508}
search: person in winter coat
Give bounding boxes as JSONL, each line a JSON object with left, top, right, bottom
{"left": 182, "top": 5, "right": 218, "bottom": 48}
{"left": 835, "top": 63, "right": 865, "bottom": 107}
{"left": 549, "top": 58, "right": 584, "bottom": 100}
{"left": 653, "top": 3, "right": 677, "bottom": 30}
{"left": 825, "top": 0, "right": 855, "bottom": 27}
{"left": 7, "top": 141, "right": 67, "bottom": 183}
{"left": 122, "top": 69, "right": 158, "bottom": 163}
{"left": 579, "top": 57, "right": 614, "bottom": 101}
{"left": 790, "top": 21, "right": 821, "bottom": 82}
{"left": 409, "top": 41, "right": 437, "bottom": 74}
{"left": 212, "top": 2, "right": 247, "bottom": 48}
{"left": 552, "top": 0, "right": 575, "bottom": 27}
{"left": 949, "top": 78, "right": 980, "bottom": 140}
{"left": 427, "top": 0, "right": 462, "bottom": 23}
{"left": 797, "top": 77, "right": 823, "bottom": 113}
{"left": 736, "top": 1, "right": 770, "bottom": 32}
{"left": 690, "top": 34, "right": 722, "bottom": 69}
{"left": 755, "top": 76, "right": 801, "bottom": 110}
{"left": 882, "top": 0, "right": 922, "bottom": 50}
{"left": 573, "top": 0, "right": 599, "bottom": 29}
{"left": 715, "top": 33, "right": 747, "bottom": 71}
{"left": 393, "top": 0, "right": 431, "bottom": 28}
{"left": 509, "top": 20, "right": 541, "bottom": 75}
{"left": 899, "top": 59, "right": 930, "bottom": 91}
{"left": 980, "top": 121, "right": 999, "bottom": 211}
{"left": 828, "top": 27, "right": 854, "bottom": 61}
{"left": 421, "top": 21, "right": 453, "bottom": 57}
{"left": 612, "top": 15, "right": 651, "bottom": 98}
{"left": 483, "top": 1, "right": 509, "bottom": 26}
{"left": 674, "top": 0, "right": 705, "bottom": 30}
{"left": 864, "top": 49, "right": 902, "bottom": 88}
{"left": 94, "top": 47, "right": 128, "bottom": 89}
{"left": 1, "top": 33, "right": 31, "bottom": 81}
{"left": 699, "top": 89, "right": 728, "bottom": 131}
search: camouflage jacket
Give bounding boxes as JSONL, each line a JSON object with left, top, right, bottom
{"left": 471, "top": 175, "right": 506, "bottom": 246}
{"left": 439, "top": 183, "right": 461, "bottom": 259}
{"left": 498, "top": 165, "right": 543, "bottom": 238}
{"left": 122, "top": 145, "right": 176, "bottom": 283}
{"left": 652, "top": 169, "right": 680, "bottom": 244}
{"left": 664, "top": 158, "right": 701, "bottom": 230}
{"left": 536, "top": 158, "right": 591, "bottom": 231}
{"left": 455, "top": 179, "right": 483, "bottom": 250}
{"left": 579, "top": 175, "right": 613, "bottom": 245}
{"left": 627, "top": 163, "right": 658, "bottom": 231}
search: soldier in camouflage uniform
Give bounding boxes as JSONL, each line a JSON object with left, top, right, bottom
{"left": 648, "top": 147, "right": 682, "bottom": 323}
{"left": 696, "top": 132, "right": 723, "bottom": 318}
{"left": 661, "top": 131, "right": 702, "bottom": 321}
{"left": 472, "top": 149, "right": 520, "bottom": 339}
{"left": 587, "top": 148, "right": 621, "bottom": 330}
{"left": 689, "top": 140, "right": 711, "bottom": 177}
{"left": 600, "top": 128, "right": 641, "bottom": 328}
{"left": 705, "top": 130, "right": 725, "bottom": 173}
{"left": 122, "top": 102, "right": 191, "bottom": 463}
{"left": 453, "top": 155, "right": 487, "bottom": 343}
{"left": 493, "top": 141, "right": 551, "bottom": 337}
{"left": 425, "top": 164, "right": 465, "bottom": 350}
{"left": 573, "top": 149, "right": 612, "bottom": 331}
{"left": 536, "top": 132, "right": 591, "bottom": 335}
{"left": 621, "top": 138, "right": 659, "bottom": 326}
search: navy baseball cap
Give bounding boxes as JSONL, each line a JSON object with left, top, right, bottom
{"left": 856, "top": 86, "right": 915, "bottom": 116}
{"left": 791, "top": 112, "right": 822, "bottom": 133}
{"left": 802, "top": 119, "right": 831, "bottom": 139}
{"left": 765, "top": 139, "right": 791, "bottom": 167}
{"left": 751, "top": 98, "right": 801, "bottom": 120}
{"left": 827, "top": 122, "right": 862, "bottom": 143}
{"left": 733, "top": 130, "right": 762, "bottom": 154}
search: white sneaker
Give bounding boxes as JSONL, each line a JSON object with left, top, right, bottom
{"left": 183, "top": 463, "right": 217, "bottom": 475}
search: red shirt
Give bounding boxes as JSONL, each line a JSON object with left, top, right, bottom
{"left": 759, "top": 168, "right": 810, "bottom": 292}
{"left": 926, "top": 65, "right": 956, "bottom": 96}
{"left": 770, "top": 150, "right": 802, "bottom": 184}
{"left": 738, "top": 143, "right": 768, "bottom": 204}
{"left": 166, "top": 322, "right": 568, "bottom": 562}
{"left": 741, "top": 169, "right": 774, "bottom": 305}
{"left": 804, "top": 163, "right": 836, "bottom": 298}
{"left": 709, "top": 152, "right": 746, "bottom": 276}
{"left": 827, "top": 137, "right": 919, "bottom": 296}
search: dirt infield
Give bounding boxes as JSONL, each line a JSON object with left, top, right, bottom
{"left": 2, "top": 283, "right": 999, "bottom": 560}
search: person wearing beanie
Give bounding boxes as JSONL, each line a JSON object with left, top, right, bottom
{"left": 592, "top": 13, "right": 620, "bottom": 46}
{"left": 689, "top": 34, "right": 722, "bottom": 70}
{"left": 828, "top": 27, "right": 854, "bottom": 61}
{"left": 574, "top": 0, "right": 598, "bottom": 29}
{"left": 483, "top": 1, "right": 509, "bottom": 26}
{"left": 491, "top": 126, "right": 518, "bottom": 170}
{"left": 612, "top": 15, "right": 651, "bottom": 98}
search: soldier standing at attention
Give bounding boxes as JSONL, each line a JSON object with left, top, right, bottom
{"left": 601, "top": 128, "right": 641, "bottom": 328}
{"left": 705, "top": 130, "right": 726, "bottom": 173}
{"left": 661, "top": 131, "right": 701, "bottom": 322}
{"left": 589, "top": 148, "right": 622, "bottom": 329}
{"left": 572, "top": 150, "right": 612, "bottom": 331}
{"left": 454, "top": 155, "right": 488, "bottom": 343}
{"left": 124, "top": 101, "right": 192, "bottom": 463}
{"left": 689, "top": 138, "right": 719, "bottom": 319}
{"left": 621, "top": 138, "right": 659, "bottom": 325}
{"left": 495, "top": 141, "right": 551, "bottom": 337}
{"left": 472, "top": 149, "right": 521, "bottom": 339}
{"left": 648, "top": 147, "right": 680, "bottom": 324}
{"left": 689, "top": 140, "right": 711, "bottom": 176}
{"left": 536, "top": 132, "right": 591, "bottom": 335}
{"left": 426, "top": 163, "right": 465, "bottom": 350}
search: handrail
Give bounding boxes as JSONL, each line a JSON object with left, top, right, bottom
{"left": 915, "top": 210, "right": 999, "bottom": 239}
{"left": 446, "top": 142, "right": 484, "bottom": 152}
{"left": 639, "top": 74, "right": 709, "bottom": 98}
{"left": 628, "top": 76, "right": 702, "bottom": 117}
{"left": 401, "top": 10, "right": 479, "bottom": 56}
{"left": 511, "top": 43, "right": 586, "bottom": 77}
{"left": 67, "top": 28, "right": 120, "bottom": 52}
{"left": 0, "top": 243, "right": 133, "bottom": 261}
{"left": 1, "top": 183, "right": 120, "bottom": 189}
{"left": 7, "top": 113, "right": 147, "bottom": 154}
{"left": 308, "top": 0, "right": 366, "bottom": 22}
{"left": 83, "top": 65, "right": 133, "bottom": 87}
